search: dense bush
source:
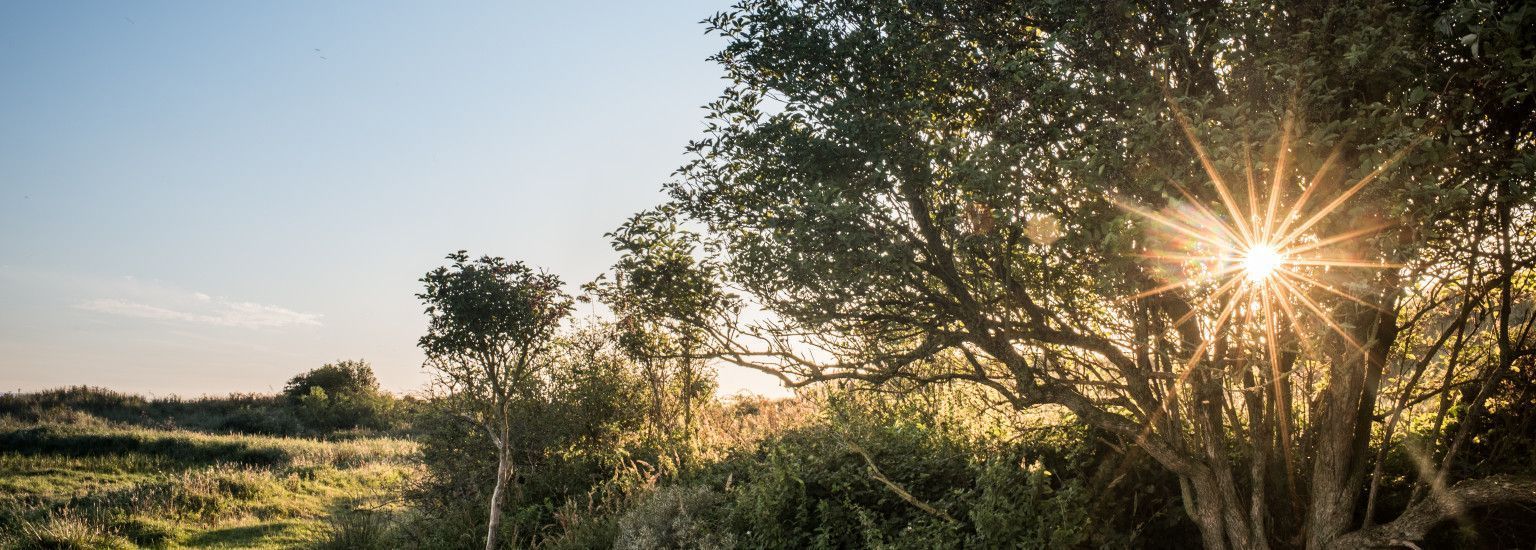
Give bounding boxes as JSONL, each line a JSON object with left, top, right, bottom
{"left": 0, "top": 387, "right": 287, "bottom": 434}
{"left": 317, "top": 508, "right": 400, "bottom": 550}
{"left": 709, "top": 401, "right": 1126, "bottom": 549}
{"left": 284, "top": 360, "right": 397, "bottom": 432}
{"left": 615, "top": 484, "right": 735, "bottom": 550}
{"left": 283, "top": 360, "right": 380, "bottom": 399}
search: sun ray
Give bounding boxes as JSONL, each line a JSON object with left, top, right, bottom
{"left": 1173, "top": 277, "right": 1248, "bottom": 330}
{"left": 1278, "top": 136, "right": 1427, "bottom": 246}
{"left": 1129, "top": 278, "right": 1201, "bottom": 302}
{"left": 1166, "top": 178, "right": 1249, "bottom": 246}
{"left": 1271, "top": 136, "right": 1350, "bottom": 242}
{"left": 1285, "top": 258, "right": 1404, "bottom": 269}
{"left": 1131, "top": 281, "right": 1249, "bottom": 449}
{"left": 1166, "top": 285, "right": 1247, "bottom": 417}
{"left": 1129, "top": 263, "right": 1247, "bottom": 302}
{"left": 1244, "top": 137, "right": 1261, "bottom": 233}
{"left": 1115, "top": 199, "right": 1241, "bottom": 252}
{"left": 1119, "top": 103, "right": 1417, "bottom": 480}
{"left": 1133, "top": 252, "right": 1226, "bottom": 263}
{"left": 1270, "top": 282, "right": 1323, "bottom": 361}
{"left": 1279, "top": 222, "right": 1395, "bottom": 257}
{"left": 1179, "top": 289, "right": 1245, "bottom": 380}
{"left": 1163, "top": 94, "right": 1256, "bottom": 246}
{"left": 1275, "top": 269, "right": 1390, "bottom": 313}
{"left": 1263, "top": 112, "right": 1294, "bottom": 241}
{"left": 1271, "top": 274, "right": 1365, "bottom": 352}
{"left": 1261, "top": 284, "right": 1297, "bottom": 493}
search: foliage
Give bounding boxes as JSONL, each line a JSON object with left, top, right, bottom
{"left": 284, "top": 359, "right": 380, "bottom": 400}
{"left": 404, "top": 318, "right": 660, "bottom": 548}
{"left": 712, "top": 389, "right": 1134, "bottom": 550}
{"left": 615, "top": 484, "right": 736, "bottom": 550}
{"left": 0, "top": 382, "right": 414, "bottom": 438}
{"left": 284, "top": 360, "right": 396, "bottom": 432}
{"left": 418, "top": 251, "right": 573, "bottom": 371}
{"left": 589, "top": 211, "right": 733, "bottom": 463}
{"left": 619, "top": 0, "right": 1536, "bottom": 547}
{"left": 11, "top": 3, "right": 1535, "bottom": 546}
{"left": 417, "top": 250, "right": 576, "bottom": 548}
{"left": 316, "top": 508, "right": 399, "bottom": 550}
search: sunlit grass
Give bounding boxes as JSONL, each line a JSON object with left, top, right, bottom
{"left": 0, "top": 417, "right": 416, "bottom": 549}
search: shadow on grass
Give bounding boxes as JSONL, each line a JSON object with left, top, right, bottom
{"left": 0, "top": 426, "right": 292, "bottom": 467}
{"left": 183, "top": 519, "right": 315, "bottom": 548}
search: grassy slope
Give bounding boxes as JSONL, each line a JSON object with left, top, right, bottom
{"left": 0, "top": 418, "right": 415, "bottom": 549}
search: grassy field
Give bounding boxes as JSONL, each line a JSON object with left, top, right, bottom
{"left": 0, "top": 415, "right": 416, "bottom": 549}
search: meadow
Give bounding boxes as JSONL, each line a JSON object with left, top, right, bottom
{"left": 0, "top": 389, "right": 415, "bottom": 549}
{"left": 0, "top": 381, "right": 1172, "bottom": 549}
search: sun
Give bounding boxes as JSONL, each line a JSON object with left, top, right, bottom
{"left": 1110, "top": 99, "right": 1422, "bottom": 501}
{"left": 1242, "top": 244, "right": 1283, "bottom": 282}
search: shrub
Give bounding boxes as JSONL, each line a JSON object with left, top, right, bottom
{"left": 968, "top": 456, "right": 1097, "bottom": 548}
{"left": 616, "top": 485, "right": 735, "bottom": 550}
{"left": 541, "top": 513, "right": 621, "bottom": 550}
{"left": 721, "top": 421, "right": 972, "bottom": 549}
{"left": 284, "top": 361, "right": 392, "bottom": 432}
{"left": 218, "top": 405, "right": 301, "bottom": 436}
{"left": 283, "top": 360, "right": 380, "bottom": 401}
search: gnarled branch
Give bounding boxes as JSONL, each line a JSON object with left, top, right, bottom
{"left": 1329, "top": 475, "right": 1536, "bottom": 550}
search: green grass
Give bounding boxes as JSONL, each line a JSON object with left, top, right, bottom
{"left": 0, "top": 418, "right": 416, "bottom": 549}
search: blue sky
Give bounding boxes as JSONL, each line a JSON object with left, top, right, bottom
{"left": 0, "top": 1, "right": 786, "bottom": 397}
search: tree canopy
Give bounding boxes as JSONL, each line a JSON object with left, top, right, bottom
{"left": 621, "top": 1, "right": 1536, "bottom": 548}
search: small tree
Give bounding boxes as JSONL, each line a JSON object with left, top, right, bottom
{"left": 588, "top": 209, "right": 732, "bottom": 465}
{"left": 418, "top": 251, "right": 573, "bottom": 550}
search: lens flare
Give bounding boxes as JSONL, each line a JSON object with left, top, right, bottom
{"left": 1243, "top": 244, "right": 1283, "bottom": 282}
{"left": 1112, "top": 98, "right": 1425, "bottom": 500}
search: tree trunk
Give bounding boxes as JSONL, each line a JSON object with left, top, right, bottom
{"left": 1305, "top": 295, "right": 1398, "bottom": 549}
{"left": 1185, "top": 473, "right": 1231, "bottom": 550}
{"left": 485, "top": 448, "right": 512, "bottom": 550}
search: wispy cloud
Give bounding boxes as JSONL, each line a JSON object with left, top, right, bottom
{"left": 76, "top": 293, "right": 322, "bottom": 329}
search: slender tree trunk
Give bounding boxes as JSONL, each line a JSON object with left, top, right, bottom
{"left": 485, "top": 447, "right": 511, "bottom": 550}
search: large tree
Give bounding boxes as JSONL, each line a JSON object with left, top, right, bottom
{"left": 418, "top": 251, "right": 573, "bottom": 550}
{"left": 640, "top": 1, "right": 1536, "bottom": 548}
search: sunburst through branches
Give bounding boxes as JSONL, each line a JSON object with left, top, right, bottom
{"left": 1114, "top": 103, "right": 1424, "bottom": 491}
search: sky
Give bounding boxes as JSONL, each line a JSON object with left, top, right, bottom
{"left": 0, "top": 0, "right": 789, "bottom": 398}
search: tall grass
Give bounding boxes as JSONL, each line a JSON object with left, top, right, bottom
{"left": 0, "top": 421, "right": 415, "bottom": 469}
{"left": 0, "top": 407, "right": 417, "bottom": 549}
{"left": 1, "top": 386, "right": 287, "bottom": 432}
{"left": 0, "top": 385, "right": 415, "bottom": 437}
